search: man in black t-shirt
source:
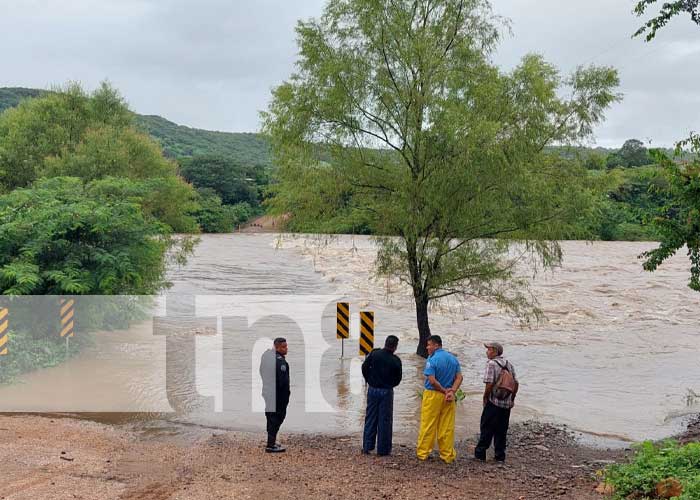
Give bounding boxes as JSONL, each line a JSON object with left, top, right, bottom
{"left": 361, "top": 335, "right": 402, "bottom": 455}
{"left": 260, "top": 337, "right": 290, "bottom": 453}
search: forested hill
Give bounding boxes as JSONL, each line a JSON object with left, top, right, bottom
{"left": 135, "top": 114, "right": 270, "bottom": 166}
{"left": 0, "top": 87, "right": 272, "bottom": 167}
{"left": 0, "top": 87, "right": 45, "bottom": 110}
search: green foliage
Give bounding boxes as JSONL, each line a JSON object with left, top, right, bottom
{"left": 606, "top": 139, "right": 652, "bottom": 169}
{"left": 0, "top": 177, "right": 177, "bottom": 295}
{"left": 135, "top": 114, "right": 272, "bottom": 166}
{"left": 0, "top": 83, "right": 200, "bottom": 233}
{"left": 0, "top": 82, "right": 132, "bottom": 191}
{"left": 0, "top": 87, "right": 273, "bottom": 178}
{"left": 605, "top": 440, "right": 700, "bottom": 499}
{"left": 641, "top": 135, "right": 700, "bottom": 291}
{"left": 263, "top": 0, "right": 620, "bottom": 355}
{"left": 634, "top": 0, "right": 700, "bottom": 41}
{"left": 584, "top": 151, "right": 607, "bottom": 170}
{"left": 43, "top": 126, "right": 177, "bottom": 181}
{"left": 0, "top": 87, "right": 45, "bottom": 114}
{"left": 0, "top": 328, "right": 93, "bottom": 384}
{"left": 586, "top": 166, "right": 667, "bottom": 241}
{"left": 193, "top": 188, "right": 253, "bottom": 233}
{"left": 181, "top": 154, "right": 260, "bottom": 206}
{"left": 87, "top": 176, "right": 200, "bottom": 234}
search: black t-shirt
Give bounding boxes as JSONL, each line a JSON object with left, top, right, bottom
{"left": 361, "top": 348, "right": 402, "bottom": 389}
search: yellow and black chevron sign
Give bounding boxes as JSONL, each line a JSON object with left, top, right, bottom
{"left": 359, "top": 311, "right": 374, "bottom": 356}
{"left": 59, "top": 298, "right": 75, "bottom": 339}
{"left": 336, "top": 302, "right": 350, "bottom": 339}
{"left": 0, "top": 307, "right": 8, "bottom": 355}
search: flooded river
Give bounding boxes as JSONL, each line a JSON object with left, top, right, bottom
{"left": 1, "top": 234, "right": 699, "bottom": 444}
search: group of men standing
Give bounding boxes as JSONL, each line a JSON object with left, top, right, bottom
{"left": 259, "top": 334, "right": 519, "bottom": 463}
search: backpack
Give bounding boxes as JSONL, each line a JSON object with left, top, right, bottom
{"left": 493, "top": 360, "right": 516, "bottom": 400}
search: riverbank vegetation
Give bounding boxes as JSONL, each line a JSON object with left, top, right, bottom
{"left": 0, "top": 83, "right": 202, "bottom": 380}
{"left": 0, "top": 86, "right": 270, "bottom": 232}
{"left": 631, "top": 0, "right": 700, "bottom": 293}
{"left": 604, "top": 440, "right": 700, "bottom": 499}
{"left": 2, "top": 88, "right": 693, "bottom": 243}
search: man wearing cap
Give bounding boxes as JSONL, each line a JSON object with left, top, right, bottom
{"left": 475, "top": 342, "right": 519, "bottom": 462}
{"left": 361, "top": 335, "right": 402, "bottom": 456}
{"left": 416, "top": 335, "right": 463, "bottom": 463}
{"left": 260, "top": 337, "right": 290, "bottom": 453}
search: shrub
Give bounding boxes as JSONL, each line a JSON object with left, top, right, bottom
{"left": 605, "top": 440, "right": 700, "bottom": 499}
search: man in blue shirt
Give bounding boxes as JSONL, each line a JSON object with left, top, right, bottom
{"left": 416, "top": 335, "right": 463, "bottom": 463}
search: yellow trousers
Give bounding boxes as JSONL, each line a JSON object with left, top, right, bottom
{"left": 416, "top": 389, "right": 457, "bottom": 463}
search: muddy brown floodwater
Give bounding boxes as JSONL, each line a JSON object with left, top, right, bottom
{"left": 1, "top": 234, "right": 698, "bottom": 446}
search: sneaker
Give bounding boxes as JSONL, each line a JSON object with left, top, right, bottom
{"left": 265, "top": 444, "right": 286, "bottom": 453}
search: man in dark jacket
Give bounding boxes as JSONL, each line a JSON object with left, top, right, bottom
{"left": 361, "top": 335, "right": 402, "bottom": 456}
{"left": 260, "top": 337, "right": 290, "bottom": 453}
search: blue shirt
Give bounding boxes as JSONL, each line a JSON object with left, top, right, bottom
{"left": 424, "top": 348, "right": 461, "bottom": 391}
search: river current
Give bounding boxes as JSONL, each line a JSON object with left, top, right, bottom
{"left": 1, "top": 234, "right": 698, "bottom": 444}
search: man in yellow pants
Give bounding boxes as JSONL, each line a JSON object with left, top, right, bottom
{"left": 416, "top": 335, "right": 463, "bottom": 463}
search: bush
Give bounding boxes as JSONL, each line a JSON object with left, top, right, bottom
{"left": 180, "top": 154, "right": 259, "bottom": 206}
{"left": 0, "top": 177, "right": 176, "bottom": 295}
{"left": 0, "top": 329, "right": 93, "bottom": 384}
{"left": 605, "top": 440, "right": 700, "bottom": 499}
{"left": 194, "top": 188, "right": 238, "bottom": 233}
{"left": 0, "top": 82, "right": 132, "bottom": 191}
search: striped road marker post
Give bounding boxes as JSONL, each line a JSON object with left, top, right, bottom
{"left": 359, "top": 311, "right": 374, "bottom": 356}
{"left": 0, "top": 306, "right": 8, "bottom": 356}
{"left": 59, "top": 298, "right": 75, "bottom": 353}
{"left": 336, "top": 302, "right": 350, "bottom": 358}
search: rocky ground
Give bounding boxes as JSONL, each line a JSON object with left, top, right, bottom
{"left": 0, "top": 415, "right": 641, "bottom": 500}
{"left": 679, "top": 415, "right": 700, "bottom": 445}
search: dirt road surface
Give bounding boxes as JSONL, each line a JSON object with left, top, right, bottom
{"left": 0, "top": 415, "right": 638, "bottom": 499}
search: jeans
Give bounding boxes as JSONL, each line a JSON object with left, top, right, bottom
{"left": 362, "top": 386, "right": 394, "bottom": 455}
{"left": 474, "top": 401, "right": 511, "bottom": 461}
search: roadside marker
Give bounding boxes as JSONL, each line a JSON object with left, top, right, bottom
{"left": 336, "top": 302, "right": 350, "bottom": 339}
{"left": 337, "top": 302, "right": 350, "bottom": 357}
{"left": 359, "top": 311, "right": 374, "bottom": 356}
{"left": 59, "top": 298, "right": 75, "bottom": 339}
{"left": 0, "top": 307, "right": 8, "bottom": 355}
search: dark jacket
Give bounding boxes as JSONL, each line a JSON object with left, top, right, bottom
{"left": 362, "top": 348, "right": 402, "bottom": 389}
{"left": 260, "top": 349, "right": 290, "bottom": 412}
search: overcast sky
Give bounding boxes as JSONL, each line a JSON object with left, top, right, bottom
{"left": 1, "top": 0, "right": 698, "bottom": 147}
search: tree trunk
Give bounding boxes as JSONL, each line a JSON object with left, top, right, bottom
{"left": 415, "top": 294, "right": 431, "bottom": 358}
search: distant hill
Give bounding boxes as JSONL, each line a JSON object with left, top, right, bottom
{"left": 0, "top": 87, "right": 272, "bottom": 167}
{"left": 0, "top": 87, "right": 691, "bottom": 168}
{"left": 135, "top": 114, "right": 270, "bottom": 166}
{"left": 0, "top": 87, "right": 45, "bottom": 111}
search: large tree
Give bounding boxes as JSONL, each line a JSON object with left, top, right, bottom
{"left": 264, "top": 0, "right": 620, "bottom": 356}
{"left": 620, "top": 138, "right": 650, "bottom": 166}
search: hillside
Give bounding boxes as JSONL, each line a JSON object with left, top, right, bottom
{"left": 0, "top": 87, "right": 45, "bottom": 111}
{"left": 0, "top": 87, "right": 272, "bottom": 167}
{"left": 135, "top": 114, "right": 271, "bottom": 165}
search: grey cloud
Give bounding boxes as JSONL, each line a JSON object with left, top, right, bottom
{"left": 0, "top": 0, "right": 698, "bottom": 144}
